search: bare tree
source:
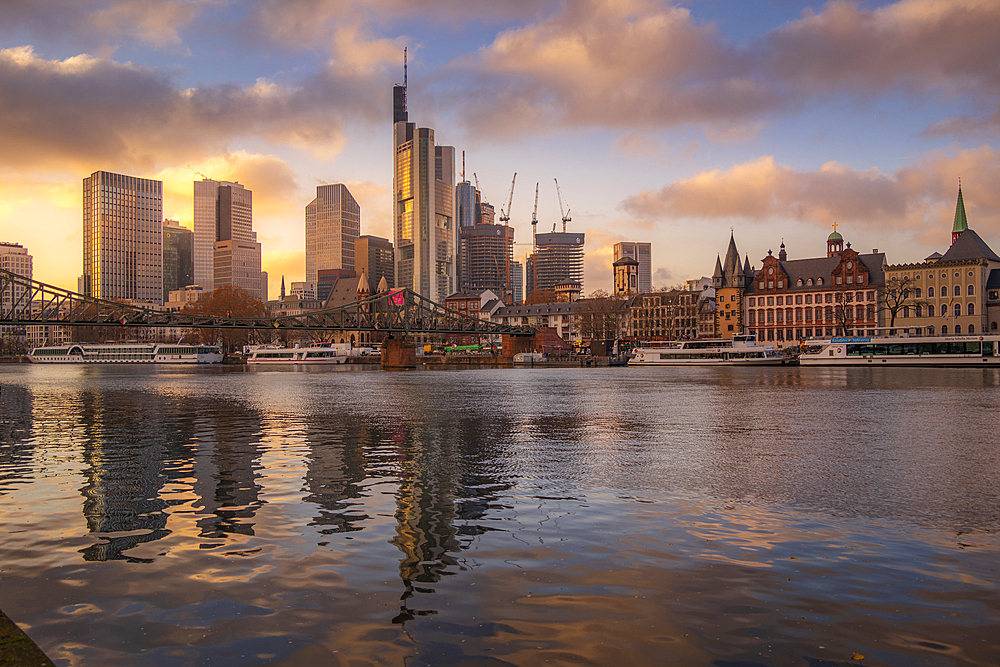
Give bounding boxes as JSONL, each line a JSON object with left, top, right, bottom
{"left": 577, "top": 290, "right": 629, "bottom": 341}
{"left": 879, "top": 276, "right": 926, "bottom": 331}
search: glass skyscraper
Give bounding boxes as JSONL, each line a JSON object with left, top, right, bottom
{"left": 305, "top": 184, "right": 360, "bottom": 284}
{"left": 82, "top": 170, "right": 163, "bottom": 304}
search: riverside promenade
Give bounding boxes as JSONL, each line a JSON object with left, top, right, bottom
{"left": 0, "top": 609, "right": 54, "bottom": 667}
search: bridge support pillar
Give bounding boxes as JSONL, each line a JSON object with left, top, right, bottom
{"left": 502, "top": 333, "right": 535, "bottom": 357}
{"left": 381, "top": 335, "right": 417, "bottom": 370}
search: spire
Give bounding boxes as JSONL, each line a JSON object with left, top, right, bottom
{"left": 377, "top": 275, "right": 388, "bottom": 292}
{"left": 280, "top": 275, "right": 285, "bottom": 299}
{"left": 743, "top": 255, "right": 752, "bottom": 277}
{"left": 723, "top": 233, "right": 739, "bottom": 276}
{"left": 952, "top": 181, "right": 968, "bottom": 244}
{"left": 713, "top": 255, "right": 724, "bottom": 279}
{"left": 357, "top": 269, "right": 370, "bottom": 296}
{"left": 778, "top": 240, "right": 787, "bottom": 262}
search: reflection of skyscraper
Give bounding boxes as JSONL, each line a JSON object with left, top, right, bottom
{"left": 306, "top": 184, "right": 360, "bottom": 284}
{"left": 82, "top": 170, "right": 163, "bottom": 304}
{"left": 392, "top": 64, "right": 457, "bottom": 301}
{"left": 303, "top": 415, "right": 371, "bottom": 535}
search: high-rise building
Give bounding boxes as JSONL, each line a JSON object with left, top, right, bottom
{"left": 199, "top": 181, "right": 261, "bottom": 299}
{"left": 82, "top": 170, "right": 163, "bottom": 304}
{"left": 1, "top": 242, "right": 32, "bottom": 333}
{"left": 456, "top": 181, "right": 480, "bottom": 229}
{"left": 305, "top": 184, "right": 360, "bottom": 284}
{"left": 392, "top": 64, "right": 457, "bottom": 301}
{"left": 162, "top": 219, "right": 193, "bottom": 297}
{"left": 510, "top": 260, "right": 523, "bottom": 304}
{"left": 355, "top": 235, "right": 394, "bottom": 293}
{"left": 193, "top": 179, "right": 254, "bottom": 292}
{"left": 480, "top": 202, "right": 496, "bottom": 226}
{"left": 613, "top": 242, "right": 652, "bottom": 293}
{"left": 458, "top": 224, "right": 515, "bottom": 296}
{"left": 525, "top": 232, "right": 585, "bottom": 298}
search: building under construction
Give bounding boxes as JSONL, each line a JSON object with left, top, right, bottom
{"left": 459, "top": 224, "right": 515, "bottom": 297}
{"left": 525, "top": 231, "right": 585, "bottom": 298}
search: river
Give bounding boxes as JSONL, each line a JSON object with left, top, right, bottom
{"left": 1, "top": 364, "right": 998, "bottom": 666}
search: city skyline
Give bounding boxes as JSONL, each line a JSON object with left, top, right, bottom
{"left": 1, "top": 1, "right": 999, "bottom": 299}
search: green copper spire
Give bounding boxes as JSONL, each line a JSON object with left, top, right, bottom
{"left": 953, "top": 183, "right": 968, "bottom": 234}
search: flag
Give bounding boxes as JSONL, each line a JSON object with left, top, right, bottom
{"left": 389, "top": 290, "right": 405, "bottom": 306}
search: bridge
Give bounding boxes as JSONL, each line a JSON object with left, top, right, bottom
{"left": 0, "top": 268, "right": 533, "bottom": 341}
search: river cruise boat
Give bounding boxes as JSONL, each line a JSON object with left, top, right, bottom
{"left": 29, "top": 342, "right": 223, "bottom": 364}
{"left": 628, "top": 335, "right": 788, "bottom": 366}
{"left": 798, "top": 334, "right": 1000, "bottom": 366}
{"left": 246, "top": 344, "right": 350, "bottom": 365}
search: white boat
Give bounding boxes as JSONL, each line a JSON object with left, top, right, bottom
{"left": 798, "top": 334, "right": 1000, "bottom": 366}
{"left": 628, "top": 335, "right": 788, "bottom": 366}
{"left": 29, "top": 342, "right": 223, "bottom": 364}
{"left": 246, "top": 344, "right": 350, "bottom": 365}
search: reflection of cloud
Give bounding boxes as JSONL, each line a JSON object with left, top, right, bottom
{"left": 621, "top": 147, "right": 1000, "bottom": 237}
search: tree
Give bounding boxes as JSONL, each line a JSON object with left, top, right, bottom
{"left": 183, "top": 285, "right": 267, "bottom": 353}
{"left": 524, "top": 288, "right": 557, "bottom": 305}
{"left": 879, "top": 276, "right": 925, "bottom": 331}
{"left": 577, "top": 290, "right": 629, "bottom": 341}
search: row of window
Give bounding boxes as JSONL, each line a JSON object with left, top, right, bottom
{"left": 750, "top": 307, "right": 875, "bottom": 324}
{"left": 749, "top": 292, "right": 875, "bottom": 307}
{"left": 902, "top": 303, "right": 976, "bottom": 317}
{"left": 906, "top": 285, "right": 975, "bottom": 298}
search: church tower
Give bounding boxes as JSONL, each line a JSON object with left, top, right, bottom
{"left": 952, "top": 182, "right": 968, "bottom": 245}
{"left": 827, "top": 223, "right": 844, "bottom": 258}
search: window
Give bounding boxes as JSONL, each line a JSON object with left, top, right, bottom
{"left": 749, "top": 297, "right": 755, "bottom": 306}
{"left": 915, "top": 305, "right": 922, "bottom": 317}
{"left": 928, "top": 286, "right": 934, "bottom": 297}
{"left": 859, "top": 274, "right": 865, "bottom": 284}
{"left": 867, "top": 291, "right": 875, "bottom": 301}
{"left": 796, "top": 295, "right": 802, "bottom": 304}
{"left": 927, "top": 304, "right": 934, "bottom": 317}
{"left": 796, "top": 279, "right": 803, "bottom": 286}
{"left": 749, "top": 312, "right": 756, "bottom": 324}
{"left": 807, "top": 278, "right": 814, "bottom": 286}
{"left": 903, "top": 306, "right": 909, "bottom": 318}
{"left": 777, "top": 296, "right": 783, "bottom": 305}
{"left": 817, "top": 278, "right": 824, "bottom": 286}
{"left": 796, "top": 310, "right": 803, "bottom": 322}
{"left": 767, "top": 297, "right": 774, "bottom": 306}
{"left": 968, "top": 303, "right": 975, "bottom": 316}
{"left": 968, "top": 284, "right": 975, "bottom": 296}
{"left": 805, "top": 295, "right": 812, "bottom": 304}
{"left": 778, "top": 281, "right": 784, "bottom": 288}
{"left": 837, "top": 276, "right": 843, "bottom": 284}
{"left": 731, "top": 295, "right": 737, "bottom": 301}
{"left": 847, "top": 275, "right": 853, "bottom": 284}
{"left": 915, "top": 288, "right": 921, "bottom": 298}
{"left": 768, "top": 280, "right": 774, "bottom": 289}
{"left": 759, "top": 282, "right": 765, "bottom": 289}
{"left": 954, "top": 285, "right": 961, "bottom": 297}
{"left": 776, "top": 311, "right": 783, "bottom": 323}
{"left": 954, "top": 303, "right": 962, "bottom": 317}
{"left": 825, "top": 294, "right": 832, "bottom": 303}
{"left": 969, "top": 324, "right": 975, "bottom": 334}
{"left": 942, "top": 325, "right": 948, "bottom": 334}
{"left": 805, "top": 310, "right": 812, "bottom": 322}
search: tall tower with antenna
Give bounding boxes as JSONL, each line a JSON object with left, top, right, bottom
{"left": 393, "top": 47, "right": 408, "bottom": 124}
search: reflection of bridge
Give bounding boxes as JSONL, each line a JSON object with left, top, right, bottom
{"left": 0, "top": 268, "right": 531, "bottom": 337}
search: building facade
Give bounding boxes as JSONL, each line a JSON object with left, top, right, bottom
{"left": 613, "top": 255, "right": 639, "bottom": 295}
{"left": 745, "top": 233, "right": 886, "bottom": 345}
{"left": 525, "top": 232, "right": 585, "bottom": 298}
{"left": 305, "top": 184, "right": 360, "bottom": 284}
{"left": 83, "top": 170, "right": 163, "bottom": 304}
{"left": 355, "top": 236, "right": 394, "bottom": 294}
{"left": 712, "top": 234, "right": 753, "bottom": 339}
{"left": 1, "top": 242, "right": 32, "bottom": 347}
{"left": 458, "top": 224, "right": 515, "bottom": 297}
{"left": 393, "top": 118, "right": 457, "bottom": 301}
{"left": 162, "top": 219, "right": 193, "bottom": 297}
{"left": 883, "top": 187, "right": 1000, "bottom": 335}
{"left": 628, "top": 290, "right": 698, "bottom": 340}
{"left": 613, "top": 242, "right": 652, "bottom": 293}
{"left": 193, "top": 179, "right": 255, "bottom": 293}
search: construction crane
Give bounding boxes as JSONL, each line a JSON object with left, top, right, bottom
{"left": 499, "top": 173, "right": 516, "bottom": 225}
{"left": 555, "top": 178, "right": 571, "bottom": 233}
{"left": 473, "top": 172, "right": 480, "bottom": 192}
{"left": 531, "top": 182, "right": 539, "bottom": 252}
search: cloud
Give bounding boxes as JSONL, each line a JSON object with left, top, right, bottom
{"left": 620, "top": 146, "right": 1000, "bottom": 238}
{"left": 922, "top": 103, "right": 1000, "bottom": 139}
{"left": 0, "top": 46, "right": 383, "bottom": 175}
{"left": 446, "top": 0, "right": 1000, "bottom": 139}
{"left": 0, "top": 0, "right": 212, "bottom": 51}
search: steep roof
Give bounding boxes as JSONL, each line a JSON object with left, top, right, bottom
{"left": 939, "top": 228, "right": 1000, "bottom": 263}
{"left": 713, "top": 255, "right": 724, "bottom": 279}
{"left": 746, "top": 252, "right": 886, "bottom": 293}
{"left": 953, "top": 185, "right": 969, "bottom": 234}
{"left": 723, "top": 233, "right": 740, "bottom": 275}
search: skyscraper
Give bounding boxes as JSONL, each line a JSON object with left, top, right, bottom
{"left": 82, "top": 170, "right": 163, "bottom": 304}
{"left": 355, "top": 235, "right": 394, "bottom": 293}
{"left": 1, "top": 242, "right": 32, "bottom": 332}
{"left": 525, "top": 232, "right": 585, "bottom": 298}
{"left": 305, "top": 184, "right": 360, "bottom": 284}
{"left": 193, "top": 179, "right": 255, "bottom": 292}
{"left": 162, "top": 219, "right": 194, "bottom": 297}
{"left": 458, "top": 224, "right": 514, "bottom": 296}
{"left": 613, "top": 242, "right": 652, "bottom": 293}
{"left": 392, "top": 60, "right": 457, "bottom": 301}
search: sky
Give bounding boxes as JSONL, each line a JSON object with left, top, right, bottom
{"left": 1, "top": 0, "right": 999, "bottom": 299}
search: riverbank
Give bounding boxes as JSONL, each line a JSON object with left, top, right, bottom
{"left": 0, "top": 609, "right": 54, "bottom": 666}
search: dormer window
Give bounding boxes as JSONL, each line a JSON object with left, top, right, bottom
{"left": 817, "top": 278, "right": 824, "bottom": 286}
{"left": 796, "top": 279, "right": 803, "bottom": 286}
{"left": 807, "top": 278, "right": 813, "bottom": 286}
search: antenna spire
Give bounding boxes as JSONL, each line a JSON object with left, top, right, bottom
{"left": 403, "top": 47, "right": 407, "bottom": 112}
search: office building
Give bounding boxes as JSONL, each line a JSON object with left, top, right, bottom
{"left": 82, "top": 170, "right": 163, "bottom": 304}
{"left": 458, "top": 224, "right": 515, "bottom": 297}
{"left": 510, "top": 260, "right": 523, "bottom": 304}
{"left": 613, "top": 242, "right": 652, "bottom": 293}
{"left": 305, "top": 184, "right": 360, "bottom": 284}
{"left": 355, "top": 236, "right": 394, "bottom": 293}
{"left": 1, "top": 243, "right": 32, "bottom": 339}
{"left": 162, "top": 219, "right": 193, "bottom": 297}
{"left": 193, "top": 179, "right": 254, "bottom": 292}
{"left": 392, "top": 65, "right": 457, "bottom": 301}
{"left": 525, "top": 232, "right": 585, "bottom": 298}
{"left": 456, "top": 181, "right": 480, "bottom": 229}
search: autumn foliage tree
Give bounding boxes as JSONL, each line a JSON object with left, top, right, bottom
{"left": 183, "top": 285, "right": 267, "bottom": 353}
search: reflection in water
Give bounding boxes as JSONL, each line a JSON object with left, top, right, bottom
{"left": 0, "top": 365, "right": 999, "bottom": 666}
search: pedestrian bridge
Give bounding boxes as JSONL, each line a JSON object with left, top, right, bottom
{"left": 0, "top": 268, "right": 531, "bottom": 337}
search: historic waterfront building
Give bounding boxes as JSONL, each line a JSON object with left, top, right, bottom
{"left": 83, "top": 170, "right": 163, "bottom": 304}
{"left": 628, "top": 290, "right": 698, "bottom": 340}
{"left": 613, "top": 255, "right": 639, "bottom": 296}
{"left": 712, "top": 234, "right": 753, "bottom": 339}
{"left": 745, "top": 230, "right": 886, "bottom": 346}
{"left": 883, "top": 186, "right": 1000, "bottom": 335}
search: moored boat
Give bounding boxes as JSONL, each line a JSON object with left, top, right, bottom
{"left": 628, "top": 334, "right": 788, "bottom": 366}
{"left": 28, "top": 342, "right": 223, "bottom": 364}
{"left": 246, "top": 344, "right": 350, "bottom": 365}
{"left": 798, "top": 334, "right": 1000, "bottom": 366}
